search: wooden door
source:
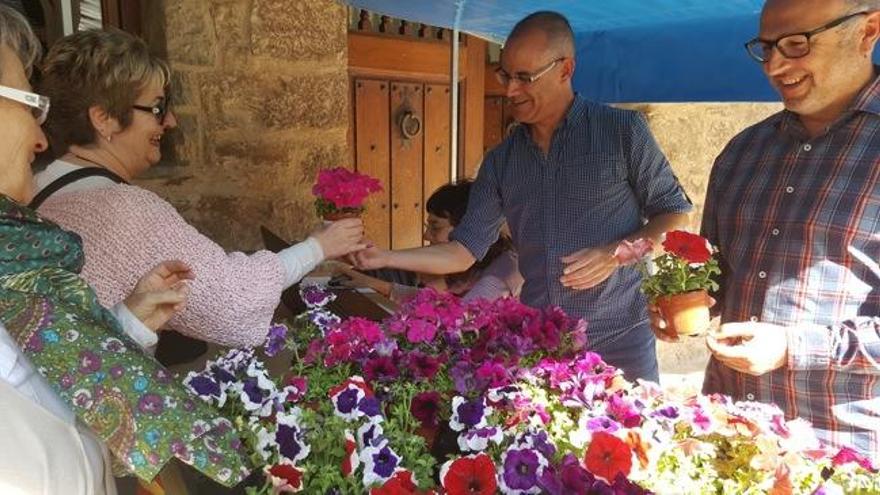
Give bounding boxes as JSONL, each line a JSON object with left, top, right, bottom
{"left": 354, "top": 80, "right": 391, "bottom": 249}
{"left": 423, "top": 84, "right": 451, "bottom": 243}
{"left": 389, "top": 82, "right": 424, "bottom": 249}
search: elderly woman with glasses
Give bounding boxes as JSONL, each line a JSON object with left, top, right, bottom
{"left": 33, "top": 29, "right": 366, "bottom": 349}
{"left": 0, "top": 6, "right": 250, "bottom": 492}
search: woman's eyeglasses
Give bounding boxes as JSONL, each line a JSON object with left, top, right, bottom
{"left": 0, "top": 85, "right": 50, "bottom": 124}
{"left": 132, "top": 95, "right": 171, "bottom": 124}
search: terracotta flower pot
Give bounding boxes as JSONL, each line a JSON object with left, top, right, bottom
{"left": 322, "top": 209, "right": 363, "bottom": 224}
{"left": 656, "top": 289, "right": 711, "bottom": 336}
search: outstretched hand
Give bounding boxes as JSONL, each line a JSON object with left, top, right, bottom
{"left": 313, "top": 218, "right": 367, "bottom": 259}
{"left": 124, "top": 260, "right": 193, "bottom": 331}
{"left": 350, "top": 243, "right": 390, "bottom": 271}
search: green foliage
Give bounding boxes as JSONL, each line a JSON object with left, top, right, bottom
{"left": 641, "top": 253, "right": 721, "bottom": 303}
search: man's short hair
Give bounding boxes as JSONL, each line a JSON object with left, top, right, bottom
{"left": 507, "top": 11, "right": 575, "bottom": 57}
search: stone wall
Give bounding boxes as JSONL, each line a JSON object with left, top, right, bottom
{"left": 139, "top": 0, "right": 350, "bottom": 251}
{"left": 626, "top": 102, "right": 783, "bottom": 233}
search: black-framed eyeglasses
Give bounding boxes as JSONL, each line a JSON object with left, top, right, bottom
{"left": 495, "top": 57, "right": 565, "bottom": 86}
{"left": 132, "top": 94, "right": 171, "bottom": 124}
{"left": 745, "top": 11, "right": 870, "bottom": 63}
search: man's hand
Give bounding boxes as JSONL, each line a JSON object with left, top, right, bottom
{"left": 312, "top": 218, "right": 367, "bottom": 259}
{"left": 351, "top": 244, "right": 391, "bottom": 271}
{"left": 124, "top": 260, "right": 193, "bottom": 331}
{"left": 649, "top": 296, "right": 716, "bottom": 343}
{"left": 706, "top": 321, "right": 788, "bottom": 376}
{"left": 560, "top": 244, "right": 619, "bottom": 290}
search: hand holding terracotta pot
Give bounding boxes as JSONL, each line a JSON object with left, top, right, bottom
{"left": 649, "top": 292, "right": 716, "bottom": 341}
{"left": 641, "top": 231, "right": 721, "bottom": 341}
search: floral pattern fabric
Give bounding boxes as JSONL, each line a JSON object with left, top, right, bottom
{"left": 0, "top": 195, "right": 250, "bottom": 485}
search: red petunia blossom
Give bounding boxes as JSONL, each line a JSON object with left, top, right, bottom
{"left": 341, "top": 430, "right": 359, "bottom": 476}
{"left": 584, "top": 431, "right": 633, "bottom": 483}
{"left": 264, "top": 461, "right": 304, "bottom": 493}
{"left": 440, "top": 454, "right": 498, "bottom": 495}
{"left": 371, "top": 470, "right": 436, "bottom": 495}
{"left": 662, "top": 230, "right": 713, "bottom": 264}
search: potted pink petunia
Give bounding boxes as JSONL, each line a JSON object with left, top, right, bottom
{"left": 312, "top": 166, "right": 383, "bottom": 221}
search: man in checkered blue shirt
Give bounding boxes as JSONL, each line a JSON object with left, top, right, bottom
{"left": 355, "top": 12, "right": 692, "bottom": 382}
{"left": 653, "top": 0, "right": 880, "bottom": 464}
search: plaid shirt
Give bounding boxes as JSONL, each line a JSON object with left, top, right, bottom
{"left": 702, "top": 73, "right": 880, "bottom": 463}
{"left": 451, "top": 96, "right": 692, "bottom": 350}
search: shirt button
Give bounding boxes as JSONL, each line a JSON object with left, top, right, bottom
{"left": 746, "top": 393, "right": 755, "bottom": 400}
{"left": 750, "top": 316, "right": 759, "bottom": 322}
{"left": 771, "top": 228, "right": 780, "bottom": 236}
{"left": 803, "top": 143, "right": 812, "bottom": 151}
{"left": 758, "top": 271, "right": 767, "bottom": 279}
{"left": 785, "top": 186, "right": 795, "bottom": 193}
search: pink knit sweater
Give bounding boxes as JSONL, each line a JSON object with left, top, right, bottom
{"left": 38, "top": 184, "right": 286, "bottom": 347}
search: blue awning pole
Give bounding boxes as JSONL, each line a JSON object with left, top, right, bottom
{"left": 450, "top": 0, "right": 465, "bottom": 182}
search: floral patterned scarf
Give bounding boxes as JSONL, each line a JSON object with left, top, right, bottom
{"left": 0, "top": 195, "right": 250, "bottom": 486}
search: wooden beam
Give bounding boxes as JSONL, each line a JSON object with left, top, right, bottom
{"left": 348, "top": 32, "right": 467, "bottom": 82}
{"left": 461, "top": 36, "right": 486, "bottom": 178}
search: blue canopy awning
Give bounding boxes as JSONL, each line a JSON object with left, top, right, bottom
{"left": 342, "top": 0, "right": 780, "bottom": 103}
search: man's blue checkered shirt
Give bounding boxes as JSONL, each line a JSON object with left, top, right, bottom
{"left": 451, "top": 95, "right": 693, "bottom": 350}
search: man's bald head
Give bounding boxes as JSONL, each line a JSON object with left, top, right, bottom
{"left": 507, "top": 11, "right": 575, "bottom": 58}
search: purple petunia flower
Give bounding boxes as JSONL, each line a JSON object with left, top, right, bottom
{"left": 358, "top": 396, "right": 382, "bottom": 417}
{"left": 300, "top": 284, "right": 336, "bottom": 308}
{"left": 337, "top": 388, "right": 360, "bottom": 414}
{"left": 586, "top": 416, "right": 622, "bottom": 434}
{"left": 450, "top": 396, "right": 490, "bottom": 431}
{"left": 361, "top": 439, "right": 400, "bottom": 486}
{"left": 500, "top": 447, "right": 547, "bottom": 492}
{"left": 652, "top": 405, "right": 680, "bottom": 420}
{"left": 263, "top": 323, "right": 288, "bottom": 357}
{"left": 458, "top": 426, "right": 503, "bottom": 452}
{"left": 275, "top": 422, "right": 309, "bottom": 463}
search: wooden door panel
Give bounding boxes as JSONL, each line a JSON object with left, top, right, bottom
{"left": 423, "top": 83, "right": 451, "bottom": 244}
{"left": 354, "top": 79, "right": 391, "bottom": 250}
{"left": 483, "top": 96, "right": 504, "bottom": 156}
{"left": 390, "top": 82, "right": 425, "bottom": 249}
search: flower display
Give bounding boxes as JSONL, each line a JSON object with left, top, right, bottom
{"left": 312, "top": 166, "right": 383, "bottom": 219}
{"left": 181, "top": 286, "right": 879, "bottom": 494}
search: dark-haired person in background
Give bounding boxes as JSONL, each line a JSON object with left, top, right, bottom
{"left": 339, "top": 180, "right": 523, "bottom": 303}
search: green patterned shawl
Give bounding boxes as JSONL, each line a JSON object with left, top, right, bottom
{"left": 0, "top": 195, "right": 251, "bottom": 486}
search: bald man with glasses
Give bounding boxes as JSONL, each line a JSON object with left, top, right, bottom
{"left": 355, "top": 11, "right": 692, "bottom": 383}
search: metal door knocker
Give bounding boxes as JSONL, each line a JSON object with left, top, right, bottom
{"left": 399, "top": 111, "right": 422, "bottom": 140}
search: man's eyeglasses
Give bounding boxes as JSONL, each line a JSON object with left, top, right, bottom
{"left": 0, "top": 85, "right": 50, "bottom": 125}
{"left": 495, "top": 57, "right": 565, "bottom": 87}
{"left": 133, "top": 95, "right": 171, "bottom": 124}
{"left": 745, "top": 11, "right": 870, "bottom": 63}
